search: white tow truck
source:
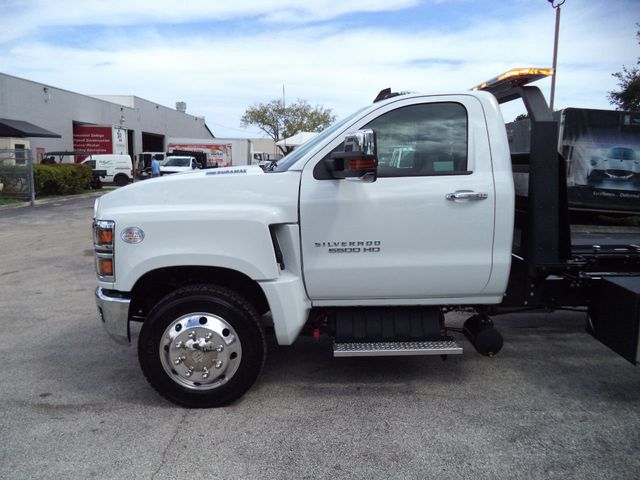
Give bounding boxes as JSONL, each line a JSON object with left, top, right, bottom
{"left": 93, "top": 68, "right": 640, "bottom": 407}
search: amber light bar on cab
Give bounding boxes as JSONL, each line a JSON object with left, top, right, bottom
{"left": 471, "top": 67, "right": 553, "bottom": 93}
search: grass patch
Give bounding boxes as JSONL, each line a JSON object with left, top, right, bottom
{"left": 0, "top": 198, "right": 25, "bottom": 206}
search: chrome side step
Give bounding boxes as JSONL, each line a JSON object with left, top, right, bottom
{"left": 333, "top": 340, "right": 463, "bottom": 357}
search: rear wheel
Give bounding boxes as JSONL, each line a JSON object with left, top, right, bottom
{"left": 138, "top": 284, "right": 266, "bottom": 407}
{"left": 114, "top": 174, "right": 129, "bottom": 187}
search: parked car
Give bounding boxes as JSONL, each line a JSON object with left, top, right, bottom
{"left": 588, "top": 146, "right": 639, "bottom": 183}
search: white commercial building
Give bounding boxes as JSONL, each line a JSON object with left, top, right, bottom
{"left": 0, "top": 72, "right": 214, "bottom": 162}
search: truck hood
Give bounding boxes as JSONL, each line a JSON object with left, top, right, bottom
{"left": 96, "top": 165, "right": 300, "bottom": 223}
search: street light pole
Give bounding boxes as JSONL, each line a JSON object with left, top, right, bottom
{"left": 282, "top": 84, "right": 287, "bottom": 151}
{"left": 549, "top": 0, "right": 565, "bottom": 111}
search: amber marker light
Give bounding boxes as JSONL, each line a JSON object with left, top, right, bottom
{"left": 349, "top": 159, "right": 377, "bottom": 170}
{"left": 94, "top": 220, "right": 115, "bottom": 248}
{"left": 98, "top": 228, "right": 113, "bottom": 245}
{"left": 97, "top": 257, "right": 113, "bottom": 277}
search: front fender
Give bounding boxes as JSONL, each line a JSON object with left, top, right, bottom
{"left": 95, "top": 170, "right": 301, "bottom": 292}
{"left": 108, "top": 210, "right": 286, "bottom": 292}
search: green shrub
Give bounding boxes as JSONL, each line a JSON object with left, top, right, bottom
{"left": 33, "top": 164, "right": 92, "bottom": 197}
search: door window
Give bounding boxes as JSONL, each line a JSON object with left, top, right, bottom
{"left": 366, "top": 102, "right": 468, "bottom": 177}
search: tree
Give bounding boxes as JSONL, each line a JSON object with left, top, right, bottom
{"left": 240, "top": 99, "right": 336, "bottom": 145}
{"left": 608, "top": 25, "right": 640, "bottom": 111}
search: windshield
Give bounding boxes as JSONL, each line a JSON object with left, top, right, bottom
{"left": 165, "top": 157, "right": 191, "bottom": 167}
{"left": 271, "top": 107, "right": 368, "bottom": 172}
{"left": 607, "top": 147, "right": 636, "bottom": 161}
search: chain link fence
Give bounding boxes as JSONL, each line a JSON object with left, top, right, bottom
{"left": 0, "top": 149, "right": 35, "bottom": 206}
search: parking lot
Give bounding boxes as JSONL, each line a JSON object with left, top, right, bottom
{"left": 1, "top": 194, "right": 639, "bottom": 480}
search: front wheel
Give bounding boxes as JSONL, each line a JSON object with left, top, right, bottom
{"left": 138, "top": 284, "right": 266, "bottom": 407}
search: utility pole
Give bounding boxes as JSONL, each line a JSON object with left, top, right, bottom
{"left": 548, "top": 0, "right": 565, "bottom": 111}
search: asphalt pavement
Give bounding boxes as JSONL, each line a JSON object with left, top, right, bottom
{"left": 0, "top": 195, "right": 639, "bottom": 480}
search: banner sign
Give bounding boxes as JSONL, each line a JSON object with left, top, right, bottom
{"left": 561, "top": 109, "right": 640, "bottom": 212}
{"left": 508, "top": 108, "right": 640, "bottom": 213}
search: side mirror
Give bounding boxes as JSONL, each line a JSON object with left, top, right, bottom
{"left": 325, "top": 129, "right": 377, "bottom": 182}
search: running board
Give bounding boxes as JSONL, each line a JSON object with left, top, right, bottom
{"left": 333, "top": 340, "right": 463, "bottom": 357}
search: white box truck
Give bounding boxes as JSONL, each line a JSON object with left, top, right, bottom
{"left": 167, "top": 138, "right": 252, "bottom": 168}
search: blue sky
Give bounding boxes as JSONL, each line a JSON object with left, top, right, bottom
{"left": 1, "top": 0, "right": 638, "bottom": 138}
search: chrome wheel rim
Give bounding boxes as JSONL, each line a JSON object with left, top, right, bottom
{"left": 159, "top": 313, "right": 242, "bottom": 391}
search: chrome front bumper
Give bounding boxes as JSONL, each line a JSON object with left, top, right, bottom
{"left": 95, "top": 287, "right": 131, "bottom": 345}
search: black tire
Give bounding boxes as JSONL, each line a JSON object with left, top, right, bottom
{"left": 587, "top": 170, "right": 605, "bottom": 183}
{"left": 138, "top": 284, "right": 266, "bottom": 408}
{"left": 114, "top": 174, "right": 129, "bottom": 187}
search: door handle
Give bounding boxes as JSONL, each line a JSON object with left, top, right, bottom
{"left": 445, "top": 190, "right": 489, "bottom": 201}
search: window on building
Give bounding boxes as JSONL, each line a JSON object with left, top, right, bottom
{"left": 14, "top": 144, "right": 26, "bottom": 165}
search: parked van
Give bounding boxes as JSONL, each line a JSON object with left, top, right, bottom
{"left": 82, "top": 154, "right": 133, "bottom": 187}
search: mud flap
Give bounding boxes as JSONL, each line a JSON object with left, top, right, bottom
{"left": 587, "top": 276, "right": 640, "bottom": 365}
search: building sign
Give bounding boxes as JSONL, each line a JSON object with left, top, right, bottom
{"left": 168, "top": 142, "right": 233, "bottom": 167}
{"left": 112, "top": 126, "right": 128, "bottom": 155}
{"left": 73, "top": 125, "right": 114, "bottom": 157}
{"left": 73, "top": 125, "right": 128, "bottom": 160}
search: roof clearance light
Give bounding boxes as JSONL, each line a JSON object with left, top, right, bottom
{"left": 471, "top": 67, "right": 553, "bottom": 92}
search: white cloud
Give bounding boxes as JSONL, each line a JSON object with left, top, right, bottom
{"left": 2, "top": 1, "right": 638, "bottom": 136}
{"left": 0, "top": 0, "right": 420, "bottom": 43}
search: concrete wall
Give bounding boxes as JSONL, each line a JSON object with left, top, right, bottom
{"left": 0, "top": 138, "right": 31, "bottom": 150}
{"left": 0, "top": 73, "right": 214, "bottom": 160}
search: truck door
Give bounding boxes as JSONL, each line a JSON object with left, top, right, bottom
{"left": 299, "top": 96, "right": 496, "bottom": 301}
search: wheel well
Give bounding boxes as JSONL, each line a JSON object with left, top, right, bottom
{"left": 129, "top": 266, "right": 270, "bottom": 320}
